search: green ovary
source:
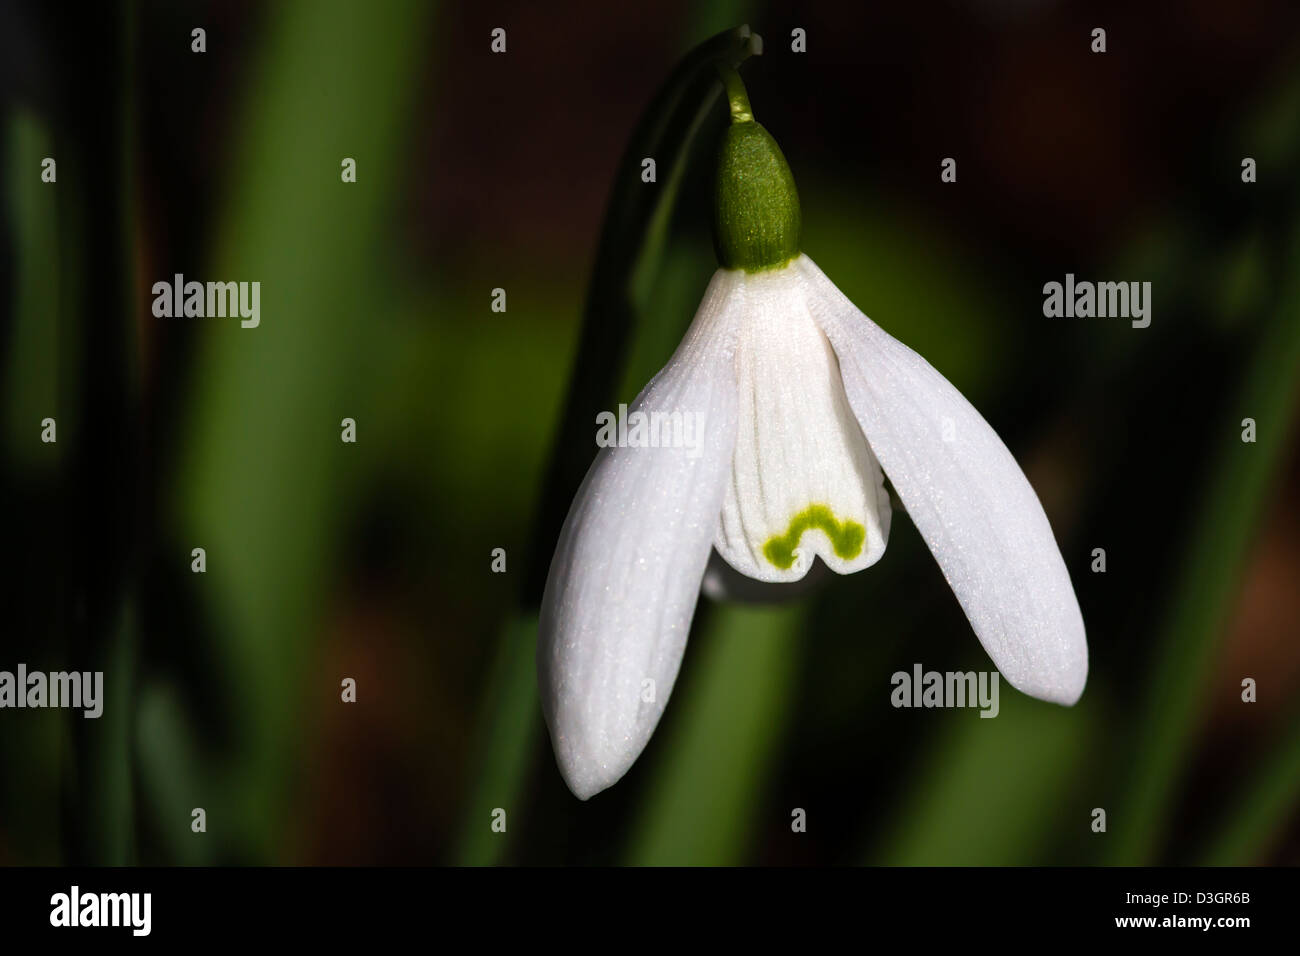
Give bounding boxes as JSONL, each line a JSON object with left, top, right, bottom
{"left": 762, "top": 504, "right": 865, "bottom": 570}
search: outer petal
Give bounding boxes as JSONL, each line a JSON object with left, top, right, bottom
{"left": 538, "top": 270, "right": 742, "bottom": 799}
{"left": 799, "top": 255, "right": 1088, "bottom": 705}
{"left": 714, "top": 264, "right": 891, "bottom": 583}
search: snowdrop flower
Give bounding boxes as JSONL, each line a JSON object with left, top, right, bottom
{"left": 539, "top": 70, "right": 1087, "bottom": 800}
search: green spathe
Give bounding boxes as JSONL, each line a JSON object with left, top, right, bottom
{"left": 713, "top": 121, "right": 802, "bottom": 272}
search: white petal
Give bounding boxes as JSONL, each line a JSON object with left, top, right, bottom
{"left": 538, "top": 270, "right": 742, "bottom": 799}
{"left": 715, "top": 264, "right": 891, "bottom": 583}
{"left": 799, "top": 255, "right": 1088, "bottom": 705}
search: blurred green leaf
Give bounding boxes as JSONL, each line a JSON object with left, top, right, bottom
{"left": 80, "top": 604, "right": 139, "bottom": 865}
{"left": 135, "top": 681, "right": 215, "bottom": 865}
{"left": 870, "top": 690, "right": 1094, "bottom": 866}
{"left": 624, "top": 602, "right": 804, "bottom": 866}
{"left": 454, "top": 612, "right": 541, "bottom": 866}
{"left": 172, "top": 0, "right": 434, "bottom": 859}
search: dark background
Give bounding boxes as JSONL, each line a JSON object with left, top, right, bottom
{"left": 1, "top": 0, "right": 1298, "bottom": 865}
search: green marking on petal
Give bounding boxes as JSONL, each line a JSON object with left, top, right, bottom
{"left": 762, "top": 504, "right": 865, "bottom": 570}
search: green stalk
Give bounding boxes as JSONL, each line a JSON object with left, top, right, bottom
{"left": 625, "top": 602, "right": 804, "bottom": 865}
{"left": 457, "top": 26, "right": 763, "bottom": 865}
{"left": 523, "top": 25, "right": 762, "bottom": 604}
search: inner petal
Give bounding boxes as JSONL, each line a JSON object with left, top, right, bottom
{"left": 715, "top": 267, "right": 891, "bottom": 583}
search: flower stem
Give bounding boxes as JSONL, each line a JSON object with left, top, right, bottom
{"left": 718, "top": 65, "right": 753, "bottom": 124}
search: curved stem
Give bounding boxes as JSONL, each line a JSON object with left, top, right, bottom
{"left": 718, "top": 64, "right": 754, "bottom": 124}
